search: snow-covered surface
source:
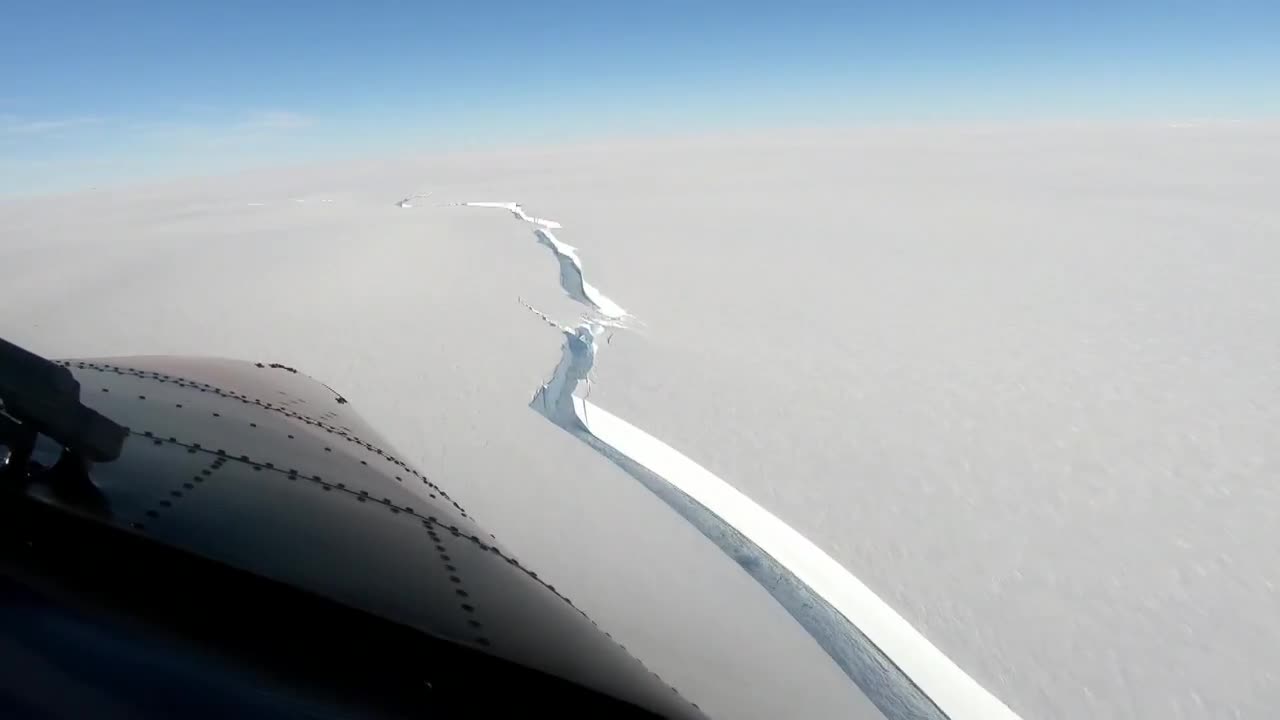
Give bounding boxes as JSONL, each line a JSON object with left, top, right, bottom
{"left": 461, "top": 202, "right": 627, "bottom": 319}
{"left": 396, "top": 192, "right": 431, "bottom": 208}
{"left": 467, "top": 198, "right": 1015, "bottom": 718}
{"left": 3, "top": 124, "right": 1279, "bottom": 720}
{"left": 461, "top": 201, "right": 563, "bottom": 229}
{"left": 573, "top": 396, "right": 1018, "bottom": 719}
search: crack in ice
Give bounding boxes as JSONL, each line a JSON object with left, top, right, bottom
{"left": 397, "top": 192, "right": 432, "bottom": 208}
{"left": 457, "top": 200, "right": 1021, "bottom": 720}
{"left": 459, "top": 202, "right": 626, "bottom": 321}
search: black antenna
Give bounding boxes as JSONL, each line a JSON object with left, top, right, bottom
{"left": 0, "top": 337, "right": 127, "bottom": 467}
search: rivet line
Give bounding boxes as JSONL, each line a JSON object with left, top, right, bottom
{"left": 64, "top": 361, "right": 464, "bottom": 511}
{"left": 119, "top": 429, "right": 578, "bottom": 614}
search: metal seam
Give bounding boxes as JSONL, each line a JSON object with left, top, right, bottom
{"left": 69, "top": 364, "right": 688, "bottom": 700}
{"left": 130, "top": 445, "right": 223, "bottom": 531}
{"left": 123, "top": 430, "right": 581, "bottom": 614}
{"left": 61, "top": 361, "right": 467, "bottom": 514}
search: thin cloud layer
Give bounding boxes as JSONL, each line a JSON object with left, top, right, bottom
{"left": 0, "top": 115, "right": 102, "bottom": 134}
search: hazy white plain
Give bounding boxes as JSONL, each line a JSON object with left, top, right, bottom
{"left": 3, "top": 123, "right": 1278, "bottom": 719}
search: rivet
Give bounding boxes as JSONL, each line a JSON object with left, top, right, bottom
{"left": 183, "top": 483, "right": 193, "bottom": 489}
{"left": 217, "top": 449, "right": 226, "bottom": 455}
{"left": 143, "top": 431, "right": 154, "bottom": 437}
{"left": 435, "top": 545, "right": 445, "bottom": 552}
{"left": 475, "top": 637, "right": 490, "bottom": 647}
{"left": 102, "top": 388, "right": 109, "bottom": 393}
{"left": 187, "top": 448, "right": 196, "bottom": 454}
{"left": 175, "top": 403, "right": 182, "bottom": 408}
{"left": 213, "top": 412, "right": 220, "bottom": 417}
{"left": 160, "top": 500, "right": 172, "bottom": 508}
{"left": 445, "top": 564, "right": 457, "bottom": 572}
{"left": 153, "top": 439, "right": 163, "bottom": 445}
{"left": 460, "top": 603, "right": 474, "bottom": 612}
{"left": 169, "top": 437, "right": 176, "bottom": 442}
{"left": 249, "top": 423, "right": 257, "bottom": 428}
{"left": 324, "top": 447, "right": 331, "bottom": 452}
{"left": 441, "top": 555, "right": 451, "bottom": 562}
{"left": 455, "top": 589, "right": 468, "bottom": 597}
{"left": 264, "top": 462, "right": 274, "bottom": 469}
{"left": 145, "top": 510, "right": 158, "bottom": 518}
{"left": 357, "top": 496, "right": 366, "bottom": 502}
{"left": 467, "top": 619, "right": 482, "bottom": 629}
{"left": 322, "top": 486, "right": 331, "bottom": 491}
{"left": 252, "top": 466, "right": 261, "bottom": 472}
{"left": 138, "top": 395, "right": 146, "bottom": 400}
{"left": 287, "top": 434, "right": 294, "bottom": 439}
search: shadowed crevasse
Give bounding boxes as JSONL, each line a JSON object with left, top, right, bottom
{"left": 457, "top": 200, "right": 1018, "bottom": 720}
{"left": 459, "top": 202, "right": 626, "bottom": 320}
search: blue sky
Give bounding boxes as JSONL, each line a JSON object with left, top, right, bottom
{"left": 2, "top": 0, "right": 1277, "bottom": 194}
